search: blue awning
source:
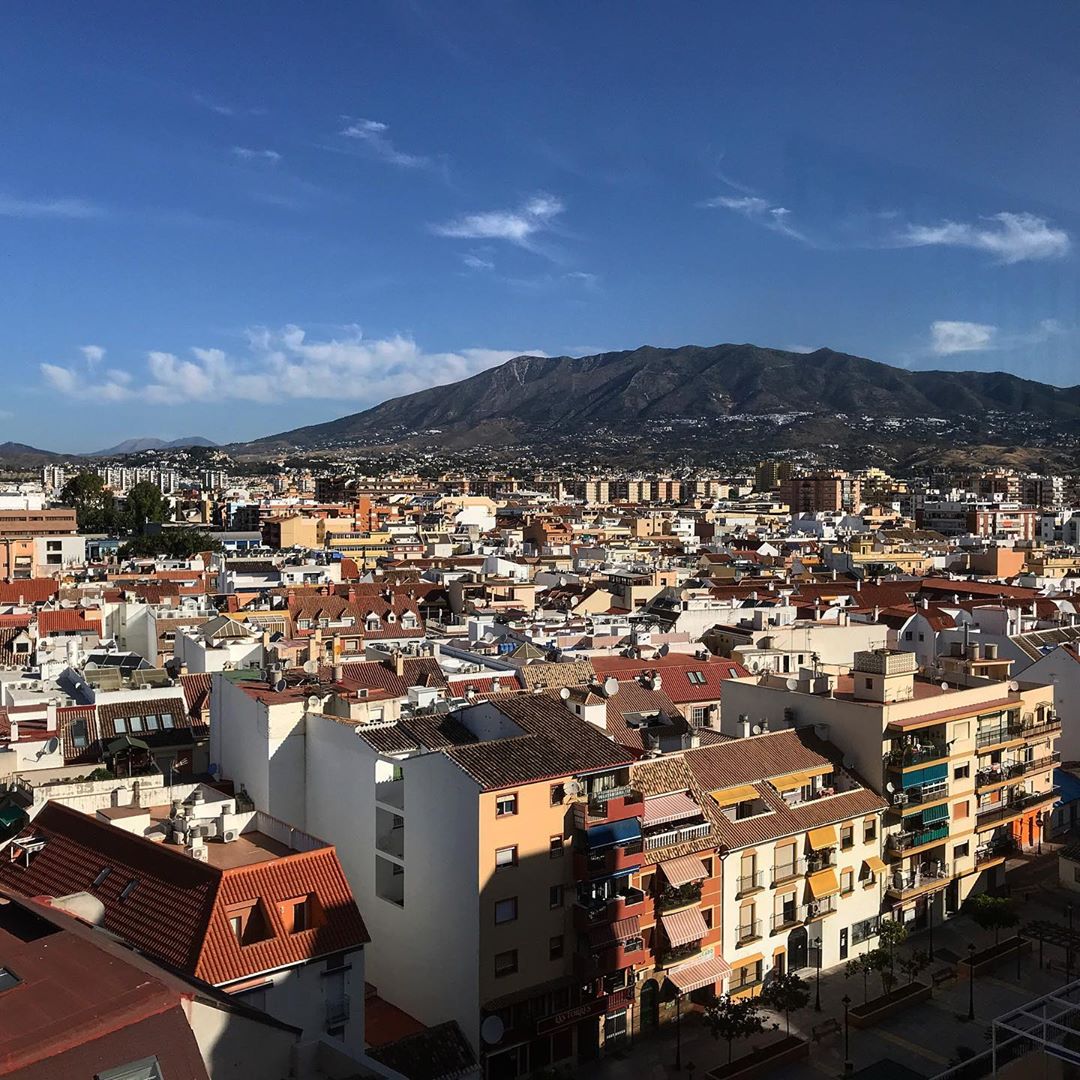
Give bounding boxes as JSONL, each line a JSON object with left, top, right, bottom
{"left": 587, "top": 818, "right": 642, "bottom": 850}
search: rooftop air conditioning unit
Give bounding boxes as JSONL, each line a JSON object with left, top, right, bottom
{"left": 893, "top": 793, "right": 908, "bottom": 805}
{"left": 222, "top": 829, "right": 239, "bottom": 843}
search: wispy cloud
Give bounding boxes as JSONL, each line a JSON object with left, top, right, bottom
{"left": 193, "top": 93, "right": 264, "bottom": 118}
{"left": 433, "top": 193, "right": 565, "bottom": 248}
{"left": 41, "top": 328, "right": 546, "bottom": 406}
{"left": 339, "top": 118, "right": 428, "bottom": 168}
{"left": 80, "top": 345, "right": 105, "bottom": 366}
{"left": 702, "top": 193, "right": 809, "bottom": 243}
{"left": 930, "top": 317, "right": 1066, "bottom": 356}
{"left": 0, "top": 194, "right": 104, "bottom": 219}
{"left": 231, "top": 146, "right": 281, "bottom": 163}
{"left": 462, "top": 252, "right": 495, "bottom": 271}
{"left": 897, "top": 212, "right": 1069, "bottom": 264}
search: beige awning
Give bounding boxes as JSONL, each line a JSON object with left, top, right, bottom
{"left": 772, "top": 771, "right": 810, "bottom": 792}
{"left": 863, "top": 856, "right": 887, "bottom": 874}
{"left": 643, "top": 791, "right": 702, "bottom": 826}
{"left": 666, "top": 953, "right": 731, "bottom": 994}
{"left": 807, "top": 825, "right": 838, "bottom": 850}
{"left": 659, "top": 854, "right": 710, "bottom": 887}
{"left": 661, "top": 906, "right": 710, "bottom": 949}
{"left": 711, "top": 784, "right": 759, "bottom": 806}
{"left": 807, "top": 868, "right": 840, "bottom": 900}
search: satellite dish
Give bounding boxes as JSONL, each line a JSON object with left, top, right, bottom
{"left": 604, "top": 676, "right": 620, "bottom": 697}
{"left": 303, "top": 659, "right": 319, "bottom": 675}
{"left": 559, "top": 687, "right": 571, "bottom": 700}
{"left": 307, "top": 695, "right": 322, "bottom": 710}
{"left": 940, "top": 681, "right": 949, "bottom": 691}
{"left": 785, "top": 678, "right": 798, "bottom": 691}
{"left": 273, "top": 678, "right": 287, "bottom": 693}
{"left": 886, "top": 780, "right": 895, "bottom": 793}
{"left": 84, "top": 661, "right": 98, "bottom": 671}
{"left": 481, "top": 1015, "right": 505, "bottom": 1045}
{"left": 43, "top": 737, "right": 60, "bottom": 755}
{"left": 564, "top": 779, "right": 584, "bottom": 797}
{"left": 751, "top": 724, "right": 762, "bottom": 735}
{"left": 1008, "top": 680, "right": 1020, "bottom": 692}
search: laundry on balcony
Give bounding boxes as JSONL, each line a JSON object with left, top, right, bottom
{"left": 665, "top": 952, "right": 731, "bottom": 994}
{"left": 643, "top": 791, "right": 702, "bottom": 826}
{"left": 661, "top": 905, "right": 710, "bottom": 948}
{"left": 659, "top": 853, "right": 710, "bottom": 887}
{"left": 586, "top": 818, "right": 642, "bottom": 849}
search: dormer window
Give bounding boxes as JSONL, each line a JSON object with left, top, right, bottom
{"left": 366, "top": 615, "right": 381, "bottom": 631}
{"left": 387, "top": 611, "right": 397, "bottom": 624}
{"left": 227, "top": 899, "right": 272, "bottom": 945}
{"left": 298, "top": 619, "right": 312, "bottom": 630}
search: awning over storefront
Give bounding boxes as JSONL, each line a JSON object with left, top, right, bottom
{"left": 807, "top": 868, "right": 840, "bottom": 900}
{"left": 666, "top": 953, "right": 732, "bottom": 994}
{"left": 661, "top": 906, "right": 710, "bottom": 949}
{"left": 807, "top": 825, "right": 838, "bottom": 850}
{"left": 643, "top": 791, "right": 702, "bottom": 826}
{"left": 588, "top": 915, "right": 641, "bottom": 951}
{"left": 586, "top": 817, "right": 642, "bottom": 850}
{"left": 659, "top": 853, "right": 710, "bottom": 887}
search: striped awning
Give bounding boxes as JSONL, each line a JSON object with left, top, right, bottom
{"left": 666, "top": 953, "right": 731, "bottom": 994}
{"left": 644, "top": 791, "right": 702, "bottom": 826}
{"left": 659, "top": 854, "right": 710, "bottom": 887}
{"left": 807, "top": 825, "right": 838, "bottom": 850}
{"left": 661, "top": 906, "right": 710, "bottom": 948}
{"left": 588, "top": 915, "right": 641, "bottom": 951}
{"left": 807, "top": 868, "right": 840, "bottom": 900}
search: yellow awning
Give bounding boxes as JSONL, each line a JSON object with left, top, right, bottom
{"left": 804, "top": 763, "right": 834, "bottom": 779}
{"left": 772, "top": 771, "right": 809, "bottom": 792}
{"left": 735, "top": 951, "right": 764, "bottom": 968}
{"left": 807, "top": 868, "right": 840, "bottom": 900}
{"left": 863, "top": 856, "right": 887, "bottom": 874}
{"left": 807, "top": 825, "right": 838, "bottom": 850}
{"left": 711, "top": 784, "right": 759, "bottom": 806}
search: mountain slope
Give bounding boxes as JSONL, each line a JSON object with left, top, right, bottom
{"left": 244, "top": 344, "right": 1080, "bottom": 453}
{"left": 93, "top": 436, "right": 217, "bottom": 456}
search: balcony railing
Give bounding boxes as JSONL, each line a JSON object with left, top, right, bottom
{"left": 736, "top": 919, "right": 763, "bottom": 945}
{"left": 805, "top": 852, "right": 837, "bottom": 874}
{"left": 657, "top": 883, "right": 702, "bottom": 912}
{"left": 771, "top": 908, "right": 802, "bottom": 933}
{"left": 975, "top": 837, "right": 1017, "bottom": 865}
{"left": 806, "top": 896, "right": 837, "bottom": 920}
{"left": 975, "top": 726, "right": 1021, "bottom": 750}
{"left": 575, "top": 888, "right": 646, "bottom": 926}
{"left": 643, "top": 821, "right": 711, "bottom": 851}
{"left": 663, "top": 942, "right": 704, "bottom": 966}
{"left": 886, "top": 861, "right": 951, "bottom": 898}
{"left": 976, "top": 787, "right": 1060, "bottom": 830}
{"left": 736, "top": 870, "right": 765, "bottom": 895}
{"left": 903, "top": 778, "right": 949, "bottom": 804}
{"left": 888, "top": 823, "right": 949, "bottom": 853}
{"left": 885, "top": 742, "right": 947, "bottom": 769}
{"left": 1022, "top": 717, "right": 1061, "bottom": 741}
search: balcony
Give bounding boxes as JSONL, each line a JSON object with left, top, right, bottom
{"left": 657, "top": 882, "right": 702, "bottom": 912}
{"left": 975, "top": 753, "right": 1060, "bottom": 791}
{"left": 736, "top": 919, "right": 763, "bottom": 946}
{"left": 902, "top": 778, "right": 949, "bottom": 804}
{"left": 771, "top": 908, "right": 802, "bottom": 934}
{"left": 975, "top": 787, "right": 1060, "bottom": 831}
{"left": 885, "top": 742, "right": 947, "bottom": 769}
{"left": 888, "top": 823, "right": 949, "bottom": 854}
{"left": 574, "top": 938, "right": 645, "bottom": 978}
{"left": 576, "top": 841, "right": 644, "bottom": 879}
{"left": 1020, "top": 716, "right": 1062, "bottom": 742}
{"left": 805, "top": 896, "right": 837, "bottom": 921}
{"left": 326, "top": 994, "right": 350, "bottom": 1026}
{"left": 643, "top": 821, "right": 711, "bottom": 851}
{"left": 574, "top": 888, "right": 646, "bottom": 929}
{"left": 886, "top": 861, "right": 952, "bottom": 900}
{"left": 805, "top": 851, "right": 836, "bottom": 874}
{"left": 975, "top": 836, "right": 1017, "bottom": 867}
{"left": 771, "top": 863, "right": 800, "bottom": 886}
{"left": 735, "top": 870, "right": 765, "bottom": 896}
{"left": 583, "top": 786, "right": 644, "bottom": 826}
{"left": 975, "top": 725, "right": 1022, "bottom": 750}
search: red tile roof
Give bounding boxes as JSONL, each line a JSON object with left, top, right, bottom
{"left": 37, "top": 609, "right": 102, "bottom": 636}
{"left": 0, "top": 579, "right": 59, "bottom": 604}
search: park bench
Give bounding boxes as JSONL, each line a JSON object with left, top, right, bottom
{"left": 932, "top": 966, "right": 956, "bottom": 988}
{"left": 811, "top": 1018, "right": 841, "bottom": 1042}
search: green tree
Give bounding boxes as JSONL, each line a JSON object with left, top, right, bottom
{"left": 704, "top": 994, "right": 769, "bottom": 1063}
{"left": 123, "top": 481, "right": 169, "bottom": 532}
{"left": 867, "top": 947, "right": 896, "bottom": 997}
{"left": 846, "top": 953, "right": 874, "bottom": 1004}
{"left": 899, "top": 948, "right": 930, "bottom": 986}
{"left": 963, "top": 893, "right": 1019, "bottom": 946}
{"left": 119, "top": 531, "right": 221, "bottom": 559}
{"left": 877, "top": 917, "right": 908, "bottom": 973}
{"left": 759, "top": 971, "right": 810, "bottom": 1035}
{"left": 60, "top": 471, "right": 119, "bottom": 532}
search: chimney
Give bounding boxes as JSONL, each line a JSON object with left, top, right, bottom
{"left": 738, "top": 714, "right": 751, "bottom": 739}
{"left": 393, "top": 649, "right": 405, "bottom": 677}
{"left": 333, "top": 663, "right": 344, "bottom": 683}
{"left": 921, "top": 597, "right": 930, "bottom": 610}
{"left": 347, "top": 586, "right": 356, "bottom": 603}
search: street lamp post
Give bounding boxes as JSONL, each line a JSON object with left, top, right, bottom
{"left": 928, "top": 897, "right": 935, "bottom": 961}
{"left": 842, "top": 993, "right": 852, "bottom": 1074}
{"left": 673, "top": 993, "right": 682, "bottom": 1071}
{"left": 1017, "top": 934, "right": 1023, "bottom": 981}
{"left": 814, "top": 942, "right": 822, "bottom": 1012}
{"left": 1068, "top": 904, "right": 1074, "bottom": 934}
{"left": 967, "top": 943, "right": 976, "bottom": 1021}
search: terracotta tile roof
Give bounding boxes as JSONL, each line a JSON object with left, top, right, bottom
{"left": 0, "top": 802, "right": 369, "bottom": 989}
{"left": 364, "top": 986, "right": 427, "bottom": 1047}
{"left": 603, "top": 680, "right": 688, "bottom": 753}
{"left": 179, "top": 671, "right": 213, "bottom": 718}
{"left": 335, "top": 657, "right": 448, "bottom": 696}
{"left": 96, "top": 697, "right": 202, "bottom": 743}
{"left": 518, "top": 658, "right": 595, "bottom": 689}
{"left": 37, "top": 609, "right": 102, "bottom": 636}
{"left": 633, "top": 756, "right": 696, "bottom": 798}
{"left": 448, "top": 673, "right": 521, "bottom": 695}
{"left": 0, "top": 579, "right": 59, "bottom": 604}
{"left": 592, "top": 655, "right": 751, "bottom": 704}
{"left": 56, "top": 705, "right": 99, "bottom": 766}
{"left": 0, "top": 627, "right": 31, "bottom": 667}
{"left": 919, "top": 577, "right": 1038, "bottom": 600}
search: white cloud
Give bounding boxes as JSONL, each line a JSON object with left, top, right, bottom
{"left": 40, "top": 327, "right": 546, "bottom": 407}
{"left": 340, "top": 118, "right": 427, "bottom": 168}
{"left": 930, "top": 320, "right": 998, "bottom": 355}
{"left": 433, "top": 193, "right": 565, "bottom": 247}
{"left": 232, "top": 146, "right": 281, "bottom": 163}
{"left": 0, "top": 194, "right": 103, "bottom": 219}
{"left": 80, "top": 345, "right": 105, "bottom": 366}
{"left": 898, "top": 212, "right": 1069, "bottom": 264}
{"left": 703, "top": 193, "right": 808, "bottom": 243}
{"left": 462, "top": 252, "right": 495, "bottom": 270}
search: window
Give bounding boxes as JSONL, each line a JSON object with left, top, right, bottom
{"left": 691, "top": 706, "right": 708, "bottom": 725}
{"left": 495, "top": 846, "right": 517, "bottom": 870}
{"left": 954, "top": 764, "right": 970, "bottom": 781}
{"left": 702, "top": 907, "right": 713, "bottom": 929}
{"left": 840, "top": 869, "right": 854, "bottom": 894}
{"left": 954, "top": 721, "right": 970, "bottom": 740}
{"left": 865, "top": 678, "right": 873, "bottom": 690}
{"left": 702, "top": 858, "right": 713, "bottom": 877}
{"left": 161, "top": 712, "right": 174, "bottom": 730}
{"left": 840, "top": 824, "right": 854, "bottom": 850}
{"left": 494, "top": 949, "right": 518, "bottom": 977}
{"left": 852, "top": 915, "right": 880, "bottom": 945}
{"left": 549, "top": 836, "right": 564, "bottom": 858}
{"left": 954, "top": 842, "right": 970, "bottom": 859}
{"left": 918, "top": 633, "right": 925, "bottom": 642}
{"left": 72, "top": 720, "right": 88, "bottom": 749}
{"left": 550, "top": 783, "right": 564, "bottom": 806}
{"left": 129, "top": 715, "right": 144, "bottom": 733}
{"left": 0, "top": 968, "right": 21, "bottom": 993}
{"left": 495, "top": 897, "right": 518, "bottom": 924}
{"left": 549, "top": 884, "right": 563, "bottom": 909}
{"left": 863, "top": 819, "right": 877, "bottom": 844}
{"left": 279, "top": 896, "right": 313, "bottom": 934}
{"left": 954, "top": 801, "right": 970, "bottom": 820}
{"left": 549, "top": 934, "right": 564, "bottom": 960}
{"left": 496, "top": 793, "right": 518, "bottom": 817}
{"left": 114, "top": 717, "right": 127, "bottom": 735}
{"left": 904, "top": 631, "right": 913, "bottom": 641}
{"left": 95, "top": 1057, "right": 165, "bottom": 1080}
{"left": 144, "top": 714, "right": 159, "bottom": 731}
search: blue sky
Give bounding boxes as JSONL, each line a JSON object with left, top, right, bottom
{"left": 3, "top": 2, "right": 1079, "bottom": 451}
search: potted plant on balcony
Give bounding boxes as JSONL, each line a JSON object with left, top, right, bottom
{"left": 759, "top": 971, "right": 810, "bottom": 1035}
